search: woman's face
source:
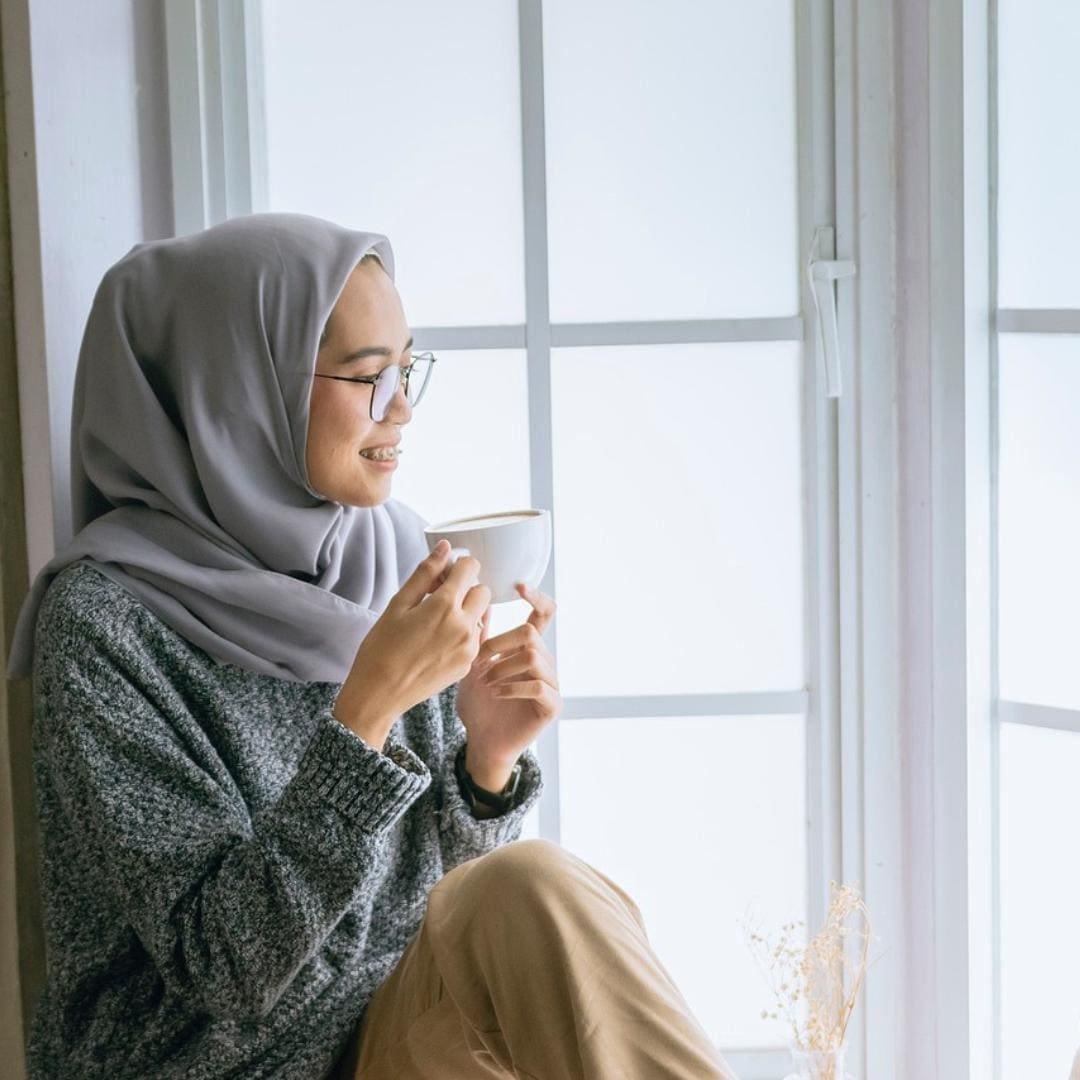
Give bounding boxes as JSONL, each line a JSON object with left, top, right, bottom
{"left": 306, "top": 258, "right": 413, "bottom": 506}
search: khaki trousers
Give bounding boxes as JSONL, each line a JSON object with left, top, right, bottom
{"left": 330, "top": 838, "right": 738, "bottom": 1080}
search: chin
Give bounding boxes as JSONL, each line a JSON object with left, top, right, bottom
{"left": 343, "top": 485, "right": 391, "bottom": 509}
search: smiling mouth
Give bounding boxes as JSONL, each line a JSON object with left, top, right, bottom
{"left": 359, "top": 448, "right": 400, "bottom": 470}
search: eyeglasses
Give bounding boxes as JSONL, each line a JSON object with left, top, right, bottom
{"left": 313, "top": 352, "right": 437, "bottom": 422}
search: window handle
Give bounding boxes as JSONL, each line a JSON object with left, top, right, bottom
{"left": 807, "top": 226, "right": 857, "bottom": 399}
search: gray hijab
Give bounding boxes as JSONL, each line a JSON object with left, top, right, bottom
{"left": 6, "top": 212, "right": 430, "bottom": 684}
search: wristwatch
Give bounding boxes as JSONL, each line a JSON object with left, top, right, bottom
{"left": 454, "top": 743, "right": 522, "bottom": 814}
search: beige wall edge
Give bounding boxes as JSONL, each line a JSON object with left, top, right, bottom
{"left": 1, "top": 0, "right": 48, "bottom": 1073}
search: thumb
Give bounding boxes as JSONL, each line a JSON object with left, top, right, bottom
{"left": 393, "top": 540, "right": 452, "bottom": 611}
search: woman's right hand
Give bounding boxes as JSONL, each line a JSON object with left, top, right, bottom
{"left": 333, "top": 540, "right": 491, "bottom": 743}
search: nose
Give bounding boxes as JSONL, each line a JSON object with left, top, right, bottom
{"left": 379, "top": 377, "right": 412, "bottom": 425}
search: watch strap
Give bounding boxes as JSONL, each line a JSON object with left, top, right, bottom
{"left": 454, "top": 744, "right": 522, "bottom": 813}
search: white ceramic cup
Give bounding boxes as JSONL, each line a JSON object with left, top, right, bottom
{"left": 423, "top": 509, "right": 552, "bottom": 604}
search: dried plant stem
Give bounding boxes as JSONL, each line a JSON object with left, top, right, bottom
{"left": 745, "top": 881, "right": 873, "bottom": 1057}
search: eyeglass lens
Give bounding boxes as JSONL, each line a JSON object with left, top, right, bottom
{"left": 372, "top": 356, "right": 433, "bottom": 421}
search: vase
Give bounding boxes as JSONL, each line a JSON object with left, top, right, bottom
{"left": 781, "top": 1043, "right": 851, "bottom": 1080}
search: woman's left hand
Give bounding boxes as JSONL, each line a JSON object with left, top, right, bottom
{"left": 455, "top": 582, "right": 561, "bottom": 769}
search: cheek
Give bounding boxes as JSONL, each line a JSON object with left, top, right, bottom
{"left": 311, "top": 389, "right": 376, "bottom": 456}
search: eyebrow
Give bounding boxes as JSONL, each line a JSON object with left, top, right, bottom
{"left": 338, "top": 336, "right": 414, "bottom": 365}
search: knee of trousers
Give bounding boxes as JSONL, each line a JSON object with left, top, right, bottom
{"left": 434, "top": 838, "right": 579, "bottom": 919}
{"left": 426, "top": 840, "right": 650, "bottom": 983}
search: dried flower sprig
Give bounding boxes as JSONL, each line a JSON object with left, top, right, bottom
{"left": 744, "top": 881, "right": 872, "bottom": 1057}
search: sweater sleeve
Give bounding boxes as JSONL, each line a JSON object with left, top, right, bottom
{"left": 34, "top": 636, "right": 430, "bottom": 1024}
{"left": 433, "top": 683, "right": 545, "bottom": 872}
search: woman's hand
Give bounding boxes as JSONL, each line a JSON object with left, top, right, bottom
{"left": 334, "top": 542, "right": 490, "bottom": 747}
{"left": 455, "top": 582, "right": 561, "bottom": 773}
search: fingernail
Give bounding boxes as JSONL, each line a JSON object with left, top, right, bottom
{"left": 434, "top": 539, "right": 448, "bottom": 554}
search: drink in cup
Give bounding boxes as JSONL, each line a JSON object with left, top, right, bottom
{"left": 423, "top": 509, "right": 552, "bottom": 604}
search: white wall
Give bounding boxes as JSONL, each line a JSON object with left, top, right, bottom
{"left": 1, "top": 1, "right": 173, "bottom": 1070}
{"left": 15, "top": 0, "right": 173, "bottom": 572}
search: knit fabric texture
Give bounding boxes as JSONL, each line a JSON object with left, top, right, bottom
{"left": 25, "top": 562, "right": 544, "bottom": 1078}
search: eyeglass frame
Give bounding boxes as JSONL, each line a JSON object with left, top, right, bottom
{"left": 312, "top": 351, "right": 438, "bottom": 421}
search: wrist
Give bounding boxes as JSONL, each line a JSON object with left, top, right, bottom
{"left": 463, "top": 744, "right": 519, "bottom": 794}
{"left": 333, "top": 685, "right": 399, "bottom": 753}
{"left": 456, "top": 744, "right": 523, "bottom": 819}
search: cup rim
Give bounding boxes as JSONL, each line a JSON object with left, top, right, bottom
{"left": 424, "top": 508, "right": 546, "bottom": 533}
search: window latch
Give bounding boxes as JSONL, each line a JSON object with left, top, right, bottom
{"left": 807, "top": 226, "right": 857, "bottom": 399}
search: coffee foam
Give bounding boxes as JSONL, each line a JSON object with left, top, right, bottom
{"left": 433, "top": 512, "right": 537, "bottom": 532}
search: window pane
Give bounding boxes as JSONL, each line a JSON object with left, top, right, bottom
{"left": 543, "top": 0, "right": 799, "bottom": 322}
{"left": 997, "top": 0, "right": 1080, "bottom": 307}
{"left": 390, "top": 348, "right": 534, "bottom": 640}
{"left": 998, "top": 334, "right": 1080, "bottom": 710}
{"left": 559, "top": 713, "right": 806, "bottom": 1049}
{"left": 518, "top": 801, "right": 541, "bottom": 841}
{"left": 518, "top": 736, "right": 543, "bottom": 841}
{"left": 260, "top": 0, "right": 526, "bottom": 326}
{"left": 1000, "top": 723, "right": 1080, "bottom": 1080}
{"left": 551, "top": 343, "right": 805, "bottom": 696}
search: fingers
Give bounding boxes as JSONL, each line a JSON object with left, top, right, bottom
{"left": 516, "top": 582, "right": 556, "bottom": 635}
{"left": 461, "top": 580, "right": 493, "bottom": 627}
{"left": 485, "top": 680, "right": 561, "bottom": 716}
{"left": 395, "top": 540, "right": 454, "bottom": 610}
{"left": 480, "top": 642, "right": 558, "bottom": 691}
{"left": 465, "top": 607, "right": 494, "bottom": 677}
{"left": 476, "top": 585, "right": 556, "bottom": 664}
{"left": 477, "top": 622, "right": 554, "bottom": 672}
{"left": 424, "top": 547, "right": 483, "bottom": 609}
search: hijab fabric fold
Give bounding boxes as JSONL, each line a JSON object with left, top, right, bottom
{"left": 6, "top": 212, "right": 430, "bottom": 684}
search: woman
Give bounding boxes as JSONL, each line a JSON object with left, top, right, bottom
{"left": 7, "top": 213, "right": 736, "bottom": 1079}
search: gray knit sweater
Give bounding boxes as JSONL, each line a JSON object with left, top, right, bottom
{"left": 25, "top": 561, "right": 544, "bottom": 1079}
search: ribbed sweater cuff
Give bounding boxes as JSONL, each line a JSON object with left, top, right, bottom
{"left": 437, "top": 727, "right": 544, "bottom": 848}
{"left": 290, "top": 712, "right": 431, "bottom": 834}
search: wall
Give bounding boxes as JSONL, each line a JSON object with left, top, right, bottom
{"left": 0, "top": 0, "right": 172, "bottom": 1068}
{"left": 22, "top": 0, "right": 174, "bottom": 561}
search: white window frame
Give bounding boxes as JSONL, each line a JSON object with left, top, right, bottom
{"left": 832, "top": 1, "right": 907, "bottom": 1076}
{"left": 163, "top": 0, "right": 267, "bottom": 237}
{"left": 162, "top": 2, "right": 922, "bottom": 1076}
{"left": 899, "top": 0, "right": 996, "bottom": 1077}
